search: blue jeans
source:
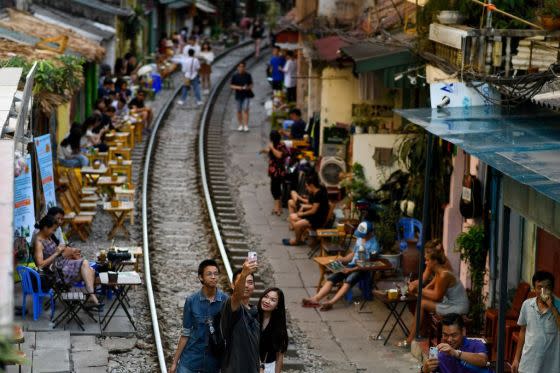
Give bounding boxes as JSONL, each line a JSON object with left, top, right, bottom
{"left": 182, "top": 76, "right": 201, "bottom": 103}
{"left": 59, "top": 154, "right": 89, "bottom": 168}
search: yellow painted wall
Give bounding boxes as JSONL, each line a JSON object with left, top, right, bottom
{"left": 56, "top": 103, "right": 71, "bottom": 145}
{"left": 319, "top": 67, "right": 360, "bottom": 154}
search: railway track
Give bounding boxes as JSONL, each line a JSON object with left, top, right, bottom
{"left": 141, "top": 43, "right": 300, "bottom": 372}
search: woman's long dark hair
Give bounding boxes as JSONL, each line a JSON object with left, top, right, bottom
{"left": 61, "top": 124, "right": 82, "bottom": 152}
{"left": 35, "top": 215, "right": 57, "bottom": 230}
{"left": 269, "top": 130, "right": 281, "bottom": 147}
{"left": 257, "top": 287, "right": 289, "bottom": 353}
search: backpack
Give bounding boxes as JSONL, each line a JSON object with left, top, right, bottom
{"left": 207, "top": 311, "right": 226, "bottom": 358}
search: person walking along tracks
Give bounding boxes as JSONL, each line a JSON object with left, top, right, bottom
{"left": 230, "top": 62, "right": 254, "bottom": 132}
{"left": 169, "top": 259, "right": 228, "bottom": 373}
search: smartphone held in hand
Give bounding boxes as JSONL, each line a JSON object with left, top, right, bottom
{"left": 248, "top": 251, "right": 257, "bottom": 263}
{"left": 429, "top": 347, "right": 439, "bottom": 360}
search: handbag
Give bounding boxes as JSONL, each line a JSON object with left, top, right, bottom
{"left": 184, "top": 58, "right": 194, "bottom": 87}
{"left": 247, "top": 89, "right": 255, "bottom": 99}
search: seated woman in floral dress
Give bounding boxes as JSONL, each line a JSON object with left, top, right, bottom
{"left": 33, "top": 215, "right": 101, "bottom": 307}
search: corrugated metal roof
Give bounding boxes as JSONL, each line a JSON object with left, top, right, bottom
{"left": 31, "top": 5, "right": 115, "bottom": 42}
{"left": 341, "top": 40, "right": 414, "bottom": 73}
{"left": 70, "top": 0, "right": 133, "bottom": 17}
{"left": 313, "top": 35, "right": 351, "bottom": 62}
{"left": 532, "top": 79, "right": 560, "bottom": 111}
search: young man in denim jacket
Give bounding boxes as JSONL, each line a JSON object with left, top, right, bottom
{"left": 170, "top": 259, "right": 228, "bottom": 373}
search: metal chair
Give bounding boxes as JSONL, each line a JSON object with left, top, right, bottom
{"left": 396, "top": 217, "right": 422, "bottom": 251}
{"left": 16, "top": 265, "right": 55, "bottom": 321}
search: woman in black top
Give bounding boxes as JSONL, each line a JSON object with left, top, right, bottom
{"left": 258, "top": 288, "right": 289, "bottom": 373}
{"left": 251, "top": 19, "right": 264, "bottom": 58}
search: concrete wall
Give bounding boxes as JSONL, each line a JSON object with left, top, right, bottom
{"left": 319, "top": 66, "right": 359, "bottom": 154}
{"left": 351, "top": 133, "right": 410, "bottom": 190}
{"left": 0, "top": 141, "right": 14, "bottom": 336}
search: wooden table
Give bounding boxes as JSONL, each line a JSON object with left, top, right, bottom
{"left": 99, "top": 271, "right": 142, "bottom": 331}
{"left": 373, "top": 290, "right": 417, "bottom": 345}
{"left": 103, "top": 201, "right": 134, "bottom": 239}
{"left": 81, "top": 165, "right": 108, "bottom": 186}
{"left": 313, "top": 256, "right": 393, "bottom": 291}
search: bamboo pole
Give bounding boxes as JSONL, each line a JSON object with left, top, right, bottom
{"left": 470, "top": 0, "right": 544, "bottom": 30}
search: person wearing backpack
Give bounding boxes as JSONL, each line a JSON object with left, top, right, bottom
{"left": 169, "top": 259, "right": 228, "bottom": 373}
{"left": 220, "top": 260, "right": 260, "bottom": 373}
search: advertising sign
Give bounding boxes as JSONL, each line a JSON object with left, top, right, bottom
{"left": 35, "top": 134, "right": 57, "bottom": 210}
{"left": 13, "top": 154, "right": 35, "bottom": 245}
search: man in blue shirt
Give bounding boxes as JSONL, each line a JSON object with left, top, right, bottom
{"left": 422, "top": 313, "right": 490, "bottom": 373}
{"left": 269, "top": 46, "right": 285, "bottom": 91}
{"left": 301, "top": 221, "right": 380, "bottom": 311}
{"left": 170, "top": 259, "right": 228, "bottom": 373}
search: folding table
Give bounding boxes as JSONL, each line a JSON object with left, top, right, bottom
{"left": 100, "top": 271, "right": 142, "bottom": 331}
{"left": 372, "top": 290, "right": 417, "bottom": 345}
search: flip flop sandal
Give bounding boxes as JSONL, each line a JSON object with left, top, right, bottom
{"left": 319, "top": 303, "right": 333, "bottom": 311}
{"left": 282, "top": 238, "right": 303, "bottom": 246}
{"left": 395, "top": 340, "right": 409, "bottom": 348}
{"left": 301, "top": 299, "right": 321, "bottom": 308}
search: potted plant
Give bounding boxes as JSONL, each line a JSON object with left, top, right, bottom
{"left": 538, "top": 0, "right": 560, "bottom": 30}
{"left": 340, "top": 163, "right": 373, "bottom": 205}
{"left": 455, "top": 224, "right": 487, "bottom": 332}
{"left": 376, "top": 205, "right": 402, "bottom": 270}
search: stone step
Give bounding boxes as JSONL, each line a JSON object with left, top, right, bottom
{"left": 283, "top": 358, "right": 305, "bottom": 371}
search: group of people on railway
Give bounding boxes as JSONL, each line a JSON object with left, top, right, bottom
{"left": 170, "top": 258, "right": 288, "bottom": 373}
{"left": 58, "top": 52, "right": 153, "bottom": 169}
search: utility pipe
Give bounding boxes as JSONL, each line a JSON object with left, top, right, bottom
{"left": 415, "top": 133, "right": 434, "bottom": 340}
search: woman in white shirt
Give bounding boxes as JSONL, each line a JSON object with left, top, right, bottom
{"left": 58, "top": 126, "right": 89, "bottom": 168}
{"left": 281, "top": 50, "right": 296, "bottom": 103}
{"left": 198, "top": 42, "right": 215, "bottom": 94}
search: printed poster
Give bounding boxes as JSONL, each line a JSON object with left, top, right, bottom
{"left": 13, "top": 154, "right": 35, "bottom": 245}
{"left": 35, "top": 134, "right": 57, "bottom": 210}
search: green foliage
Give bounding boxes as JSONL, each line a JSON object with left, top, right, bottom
{"left": 455, "top": 224, "right": 487, "bottom": 331}
{"left": 266, "top": 0, "right": 281, "bottom": 30}
{"left": 340, "top": 162, "right": 374, "bottom": 204}
{"left": 376, "top": 205, "right": 401, "bottom": 254}
{"left": 540, "top": 0, "right": 560, "bottom": 17}
{"left": 1, "top": 55, "right": 84, "bottom": 97}
{"left": 0, "top": 335, "right": 29, "bottom": 366}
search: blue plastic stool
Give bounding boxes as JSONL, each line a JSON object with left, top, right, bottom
{"left": 396, "top": 217, "right": 422, "bottom": 251}
{"left": 151, "top": 73, "right": 162, "bottom": 94}
{"left": 16, "top": 265, "right": 55, "bottom": 321}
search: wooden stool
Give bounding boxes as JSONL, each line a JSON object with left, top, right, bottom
{"left": 108, "top": 146, "right": 132, "bottom": 162}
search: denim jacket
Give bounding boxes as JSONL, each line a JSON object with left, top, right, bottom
{"left": 180, "top": 289, "right": 228, "bottom": 372}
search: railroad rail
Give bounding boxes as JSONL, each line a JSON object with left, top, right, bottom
{"left": 141, "top": 41, "right": 254, "bottom": 373}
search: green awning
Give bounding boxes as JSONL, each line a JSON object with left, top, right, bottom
{"left": 341, "top": 41, "right": 415, "bottom": 74}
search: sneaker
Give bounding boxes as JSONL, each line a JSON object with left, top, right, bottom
{"left": 243, "top": 126, "right": 249, "bottom": 132}
{"left": 237, "top": 125, "right": 243, "bottom": 132}
{"left": 196, "top": 101, "right": 203, "bottom": 106}
{"left": 177, "top": 100, "right": 184, "bottom": 105}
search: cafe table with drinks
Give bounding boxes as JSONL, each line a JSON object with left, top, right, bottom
{"left": 99, "top": 270, "right": 142, "bottom": 331}
{"left": 372, "top": 287, "right": 417, "bottom": 345}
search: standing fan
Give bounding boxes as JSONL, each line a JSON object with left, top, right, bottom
{"left": 319, "top": 157, "right": 346, "bottom": 187}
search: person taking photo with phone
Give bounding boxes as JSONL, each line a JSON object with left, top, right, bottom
{"left": 169, "top": 259, "right": 228, "bottom": 373}
{"left": 421, "top": 313, "right": 490, "bottom": 373}
{"left": 511, "top": 271, "right": 560, "bottom": 373}
{"left": 220, "top": 258, "right": 260, "bottom": 373}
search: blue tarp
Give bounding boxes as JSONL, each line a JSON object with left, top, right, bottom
{"left": 394, "top": 105, "right": 560, "bottom": 203}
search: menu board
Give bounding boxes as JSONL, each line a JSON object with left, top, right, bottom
{"left": 13, "top": 154, "right": 35, "bottom": 245}
{"left": 34, "top": 134, "right": 57, "bottom": 210}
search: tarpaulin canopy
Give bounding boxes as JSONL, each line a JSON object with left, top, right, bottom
{"left": 395, "top": 105, "right": 560, "bottom": 203}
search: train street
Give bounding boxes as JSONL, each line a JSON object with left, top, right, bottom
{"left": 3, "top": 1, "right": 560, "bottom": 373}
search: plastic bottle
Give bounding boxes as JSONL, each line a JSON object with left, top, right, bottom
{"left": 357, "top": 245, "right": 366, "bottom": 266}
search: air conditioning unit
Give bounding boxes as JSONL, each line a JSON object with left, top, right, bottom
{"left": 319, "top": 156, "right": 346, "bottom": 188}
